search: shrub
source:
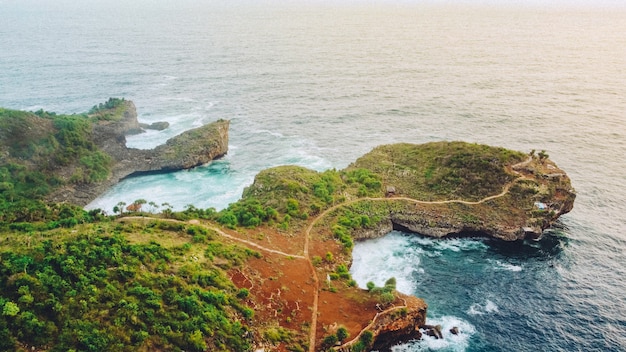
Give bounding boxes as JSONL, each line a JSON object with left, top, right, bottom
{"left": 336, "top": 326, "right": 349, "bottom": 342}
{"left": 236, "top": 288, "right": 250, "bottom": 299}
{"left": 322, "top": 334, "right": 338, "bottom": 348}
{"left": 312, "top": 256, "right": 322, "bottom": 266}
{"left": 380, "top": 292, "right": 395, "bottom": 305}
{"left": 360, "top": 330, "right": 374, "bottom": 346}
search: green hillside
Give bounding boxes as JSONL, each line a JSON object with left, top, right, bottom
{"left": 0, "top": 100, "right": 125, "bottom": 225}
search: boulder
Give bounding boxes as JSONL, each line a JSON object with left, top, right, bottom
{"left": 140, "top": 121, "right": 170, "bottom": 131}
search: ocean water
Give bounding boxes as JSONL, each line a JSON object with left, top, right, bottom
{"left": 1, "top": 1, "right": 625, "bottom": 350}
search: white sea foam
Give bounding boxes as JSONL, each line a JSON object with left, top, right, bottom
{"left": 167, "top": 96, "right": 196, "bottom": 102}
{"left": 125, "top": 112, "right": 210, "bottom": 149}
{"left": 467, "top": 303, "right": 484, "bottom": 316}
{"left": 489, "top": 260, "right": 523, "bottom": 272}
{"left": 412, "top": 237, "right": 489, "bottom": 253}
{"left": 191, "top": 117, "right": 204, "bottom": 127}
{"left": 24, "top": 105, "right": 44, "bottom": 111}
{"left": 467, "top": 299, "right": 499, "bottom": 316}
{"left": 391, "top": 316, "right": 476, "bottom": 352}
{"left": 351, "top": 232, "right": 423, "bottom": 294}
{"left": 255, "top": 129, "right": 284, "bottom": 138}
{"left": 485, "top": 300, "right": 499, "bottom": 313}
{"left": 85, "top": 161, "right": 244, "bottom": 212}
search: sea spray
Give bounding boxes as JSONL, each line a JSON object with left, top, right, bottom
{"left": 391, "top": 316, "right": 476, "bottom": 352}
{"left": 350, "top": 232, "right": 423, "bottom": 294}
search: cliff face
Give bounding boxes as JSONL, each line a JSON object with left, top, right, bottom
{"left": 369, "top": 296, "right": 427, "bottom": 351}
{"left": 48, "top": 102, "right": 229, "bottom": 205}
{"left": 335, "top": 295, "right": 427, "bottom": 352}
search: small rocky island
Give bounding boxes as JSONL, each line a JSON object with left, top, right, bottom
{"left": 0, "top": 99, "right": 575, "bottom": 352}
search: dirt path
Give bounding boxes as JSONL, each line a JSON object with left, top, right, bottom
{"left": 208, "top": 225, "right": 306, "bottom": 259}
{"left": 120, "top": 216, "right": 305, "bottom": 259}
{"left": 122, "top": 157, "right": 531, "bottom": 352}
{"left": 303, "top": 156, "right": 531, "bottom": 351}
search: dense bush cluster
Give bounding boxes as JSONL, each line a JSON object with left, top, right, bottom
{"left": 0, "top": 104, "right": 118, "bottom": 226}
{"left": 0, "top": 230, "right": 252, "bottom": 351}
{"left": 217, "top": 198, "right": 279, "bottom": 229}
{"left": 88, "top": 97, "right": 126, "bottom": 120}
{"left": 226, "top": 167, "right": 382, "bottom": 231}
{"left": 366, "top": 277, "right": 397, "bottom": 306}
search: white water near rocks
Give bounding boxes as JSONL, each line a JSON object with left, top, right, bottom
{"left": 2, "top": 1, "right": 626, "bottom": 350}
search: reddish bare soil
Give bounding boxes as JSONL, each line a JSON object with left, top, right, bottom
{"left": 222, "top": 222, "right": 398, "bottom": 351}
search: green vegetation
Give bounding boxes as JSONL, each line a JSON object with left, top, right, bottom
{"left": 0, "top": 223, "right": 253, "bottom": 351}
{"left": 336, "top": 326, "right": 349, "bottom": 342}
{"left": 319, "top": 325, "right": 350, "bottom": 351}
{"left": 157, "top": 119, "right": 228, "bottom": 165}
{"left": 262, "top": 325, "right": 307, "bottom": 351}
{"left": 88, "top": 97, "right": 127, "bottom": 121}
{"left": 217, "top": 141, "right": 526, "bottom": 235}
{"left": 366, "top": 278, "right": 397, "bottom": 306}
{"left": 350, "top": 142, "right": 526, "bottom": 201}
{"left": 223, "top": 166, "right": 382, "bottom": 231}
{"left": 0, "top": 117, "right": 568, "bottom": 352}
{"left": 348, "top": 330, "right": 374, "bottom": 352}
{"left": 0, "top": 100, "right": 128, "bottom": 226}
{"left": 217, "top": 198, "right": 278, "bottom": 229}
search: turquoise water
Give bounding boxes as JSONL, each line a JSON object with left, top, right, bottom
{"left": 2, "top": 1, "right": 625, "bottom": 350}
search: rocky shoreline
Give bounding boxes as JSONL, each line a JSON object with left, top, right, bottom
{"left": 47, "top": 101, "right": 229, "bottom": 206}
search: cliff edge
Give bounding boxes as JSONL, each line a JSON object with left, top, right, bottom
{"left": 49, "top": 100, "right": 229, "bottom": 205}
{"left": 0, "top": 99, "right": 228, "bottom": 207}
{"left": 344, "top": 143, "right": 576, "bottom": 241}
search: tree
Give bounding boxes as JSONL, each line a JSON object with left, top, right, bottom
{"left": 148, "top": 201, "right": 159, "bottom": 214}
{"left": 161, "top": 202, "right": 173, "bottom": 218}
{"left": 336, "top": 326, "right": 349, "bottom": 342}
{"left": 384, "top": 277, "right": 396, "bottom": 292}
{"left": 114, "top": 202, "right": 126, "bottom": 216}
{"left": 380, "top": 292, "right": 395, "bottom": 305}
{"left": 360, "top": 330, "right": 374, "bottom": 347}
{"left": 322, "top": 334, "right": 338, "bottom": 349}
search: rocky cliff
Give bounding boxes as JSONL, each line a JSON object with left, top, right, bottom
{"left": 48, "top": 101, "right": 229, "bottom": 205}
{"left": 336, "top": 295, "right": 427, "bottom": 352}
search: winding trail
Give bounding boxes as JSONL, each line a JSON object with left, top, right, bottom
{"left": 209, "top": 225, "right": 306, "bottom": 259}
{"left": 302, "top": 156, "right": 532, "bottom": 351}
{"left": 122, "top": 157, "right": 532, "bottom": 352}
{"left": 120, "top": 217, "right": 305, "bottom": 259}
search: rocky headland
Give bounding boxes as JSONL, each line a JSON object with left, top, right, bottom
{"left": 230, "top": 142, "right": 574, "bottom": 350}
{"left": 48, "top": 100, "right": 229, "bottom": 205}
{"left": 342, "top": 143, "right": 576, "bottom": 242}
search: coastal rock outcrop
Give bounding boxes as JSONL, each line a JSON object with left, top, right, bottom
{"left": 139, "top": 121, "right": 170, "bottom": 131}
{"left": 346, "top": 142, "right": 576, "bottom": 241}
{"left": 336, "top": 295, "right": 427, "bottom": 352}
{"left": 49, "top": 101, "right": 229, "bottom": 205}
